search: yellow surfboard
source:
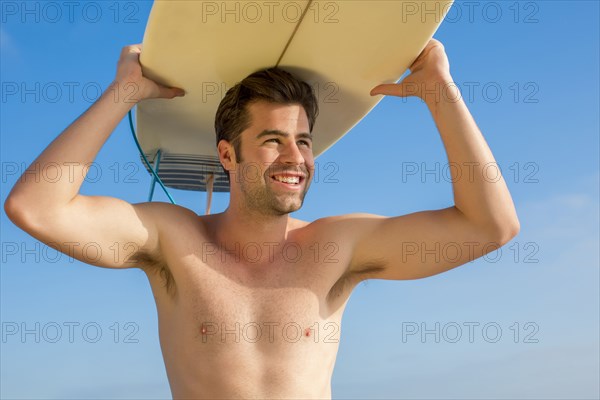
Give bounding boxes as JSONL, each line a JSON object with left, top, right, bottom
{"left": 136, "top": 0, "right": 454, "bottom": 192}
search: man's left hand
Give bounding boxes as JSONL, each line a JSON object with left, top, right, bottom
{"left": 370, "top": 39, "right": 452, "bottom": 101}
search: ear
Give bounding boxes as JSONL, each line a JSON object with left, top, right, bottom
{"left": 217, "top": 139, "right": 237, "bottom": 172}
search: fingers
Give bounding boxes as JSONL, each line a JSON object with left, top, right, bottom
{"left": 370, "top": 83, "right": 402, "bottom": 97}
{"left": 371, "top": 80, "right": 423, "bottom": 98}
{"left": 121, "top": 44, "right": 142, "bottom": 55}
{"left": 154, "top": 84, "right": 186, "bottom": 99}
{"left": 118, "top": 45, "right": 142, "bottom": 67}
{"left": 410, "top": 39, "right": 444, "bottom": 70}
{"left": 426, "top": 38, "right": 443, "bottom": 48}
{"left": 119, "top": 45, "right": 142, "bottom": 64}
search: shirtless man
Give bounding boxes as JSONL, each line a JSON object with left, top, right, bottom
{"left": 4, "top": 39, "right": 519, "bottom": 398}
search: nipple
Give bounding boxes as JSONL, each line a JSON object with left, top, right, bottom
{"left": 305, "top": 328, "right": 311, "bottom": 337}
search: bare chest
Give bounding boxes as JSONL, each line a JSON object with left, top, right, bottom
{"left": 150, "top": 237, "right": 351, "bottom": 346}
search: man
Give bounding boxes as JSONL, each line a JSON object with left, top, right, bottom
{"left": 4, "top": 39, "right": 519, "bottom": 398}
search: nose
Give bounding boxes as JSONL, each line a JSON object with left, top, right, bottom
{"left": 279, "top": 141, "right": 305, "bottom": 165}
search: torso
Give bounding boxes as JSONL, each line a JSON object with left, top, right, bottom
{"left": 140, "top": 207, "right": 362, "bottom": 399}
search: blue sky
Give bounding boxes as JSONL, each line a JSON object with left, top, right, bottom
{"left": 1, "top": 1, "right": 599, "bottom": 399}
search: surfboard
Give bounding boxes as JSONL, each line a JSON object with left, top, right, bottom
{"left": 136, "top": 0, "right": 454, "bottom": 192}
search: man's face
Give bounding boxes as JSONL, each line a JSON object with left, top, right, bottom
{"left": 230, "top": 101, "right": 315, "bottom": 216}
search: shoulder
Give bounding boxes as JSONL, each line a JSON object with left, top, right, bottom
{"left": 132, "top": 201, "right": 201, "bottom": 264}
{"left": 135, "top": 202, "right": 201, "bottom": 296}
{"left": 137, "top": 201, "right": 199, "bottom": 218}
{"left": 291, "top": 213, "right": 387, "bottom": 240}
{"left": 304, "top": 213, "right": 386, "bottom": 229}
{"left": 135, "top": 201, "right": 201, "bottom": 232}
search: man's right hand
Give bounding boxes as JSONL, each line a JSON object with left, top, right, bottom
{"left": 112, "top": 44, "right": 185, "bottom": 103}
{"left": 4, "top": 43, "right": 191, "bottom": 275}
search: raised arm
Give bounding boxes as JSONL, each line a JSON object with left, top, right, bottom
{"left": 3, "top": 45, "right": 186, "bottom": 269}
{"left": 347, "top": 39, "right": 520, "bottom": 281}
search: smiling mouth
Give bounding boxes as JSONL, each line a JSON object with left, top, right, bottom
{"left": 270, "top": 174, "right": 305, "bottom": 185}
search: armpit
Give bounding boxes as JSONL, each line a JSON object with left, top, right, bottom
{"left": 129, "top": 250, "right": 176, "bottom": 298}
{"left": 326, "top": 260, "right": 386, "bottom": 304}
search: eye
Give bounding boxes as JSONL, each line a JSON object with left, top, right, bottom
{"left": 298, "top": 140, "right": 311, "bottom": 147}
{"left": 265, "top": 138, "right": 280, "bottom": 144}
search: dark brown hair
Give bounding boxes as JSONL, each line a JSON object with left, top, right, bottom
{"left": 214, "top": 67, "right": 319, "bottom": 171}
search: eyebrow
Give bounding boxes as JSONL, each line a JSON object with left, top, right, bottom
{"left": 256, "top": 129, "right": 313, "bottom": 141}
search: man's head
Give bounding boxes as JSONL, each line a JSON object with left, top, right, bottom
{"left": 215, "top": 68, "right": 318, "bottom": 165}
{"left": 214, "top": 68, "right": 319, "bottom": 215}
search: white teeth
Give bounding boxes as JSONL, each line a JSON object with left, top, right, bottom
{"left": 274, "top": 176, "right": 300, "bottom": 184}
